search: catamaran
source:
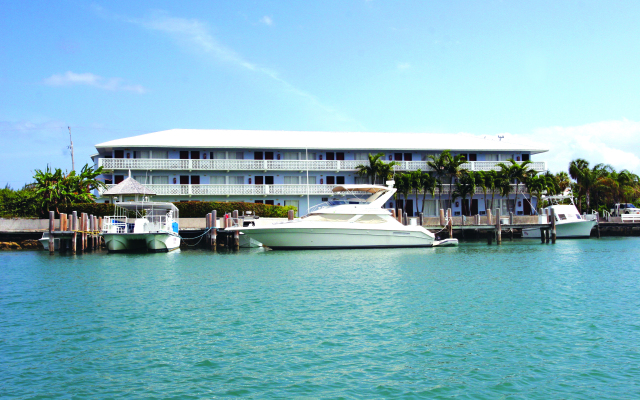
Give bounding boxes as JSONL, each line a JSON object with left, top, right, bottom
{"left": 99, "top": 176, "right": 181, "bottom": 252}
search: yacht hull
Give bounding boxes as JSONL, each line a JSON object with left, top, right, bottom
{"left": 522, "top": 220, "right": 596, "bottom": 239}
{"left": 238, "top": 227, "right": 434, "bottom": 249}
{"left": 102, "top": 233, "right": 181, "bottom": 252}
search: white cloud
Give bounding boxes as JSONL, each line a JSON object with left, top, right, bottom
{"left": 120, "top": 10, "right": 361, "bottom": 127}
{"left": 500, "top": 119, "right": 640, "bottom": 174}
{"left": 260, "top": 16, "right": 273, "bottom": 26}
{"left": 43, "top": 71, "right": 146, "bottom": 93}
{"left": 397, "top": 62, "right": 411, "bottom": 71}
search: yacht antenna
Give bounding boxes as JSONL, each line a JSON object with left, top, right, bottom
{"left": 498, "top": 135, "right": 504, "bottom": 141}
{"left": 68, "top": 126, "right": 75, "bottom": 171}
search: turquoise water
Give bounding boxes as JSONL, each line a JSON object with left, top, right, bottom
{"left": 2, "top": 238, "right": 640, "bottom": 399}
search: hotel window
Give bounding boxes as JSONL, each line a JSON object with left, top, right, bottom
{"left": 326, "top": 176, "right": 335, "bottom": 185}
{"left": 133, "top": 175, "right": 149, "bottom": 184}
{"left": 336, "top": 176, "right": 345, "bottom": 184}
{"left": 114, "top": 150, "right": 124, "bottom": 159}
{"left": 283, "top": 152, "right": 299, "bottom": 160}
{"left": 180, "top": 176, "right": 189, "bottom": 184}
{"left": 191, "top": 151, "right": 200, "bottom": 159}
{"left": 153, "top": 151, "right": 168, "bottom": 159}
{"left": 326, "top": 152, "right": 335, "bottom": 161}
{"left": 404, "top": 153, "right": 412, "bottom": 161}
{"left": 265, "top": 200, "right": 275, "bottom": 205}
{"left": 210, "top": 176, "right": 225, "bottom": 184}
{"left": 301, "top": 176, "right": 316, "bottom": 184}
{"left": 522, "top": 154, "right": 530, "bottom": 161}
{"left": 135, "top": 151, "right": 150, "bottom": 159}
{"left": 265, "top": 152, "right": 274, "bottom": 160}
{"left": 354, "top": 177, "right": 368, "bottom": 184}
{"left": 485, "top": 154, "right": 499, "bottom": 161}
{"left": 284, "top": 176, "right": 299, "bottom": 184}
{"left": 228, "top": 176, "right": 244, "bottom": 184}
{"left": 115, "top": 175, "right": 124, "bottom": 184}
{"left": 336, "top": 152, "right": 345, "bottom": 161}
{"left": 254, "top": 151, "right": 263, "bottom": 160}
{"left": 305, "top": 152, "right": 317, "bottom": 160}
{"left": 190, "top": 176, "right": 200, "bottom": 184}
{"left": 180, "top": 151, "right": 189, "bottom": 159}
{"left": 152, "top": 176, "right": 169, "bottom": 185}
{"left": 468, "top": 154, "right": 477, "bottom": 161}
{"left": 211, "top": 151, "right": 226, "bottom": 159}
{"left": 354, "top": 152, "right": 369, "bottom": 161}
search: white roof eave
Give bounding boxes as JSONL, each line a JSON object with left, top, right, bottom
{"left": 95, "top": 129, "right": 549, "bottom": 154}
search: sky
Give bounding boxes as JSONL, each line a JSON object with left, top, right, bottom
{"left": 1, "top": 0, "right": 640, "bottom": 187}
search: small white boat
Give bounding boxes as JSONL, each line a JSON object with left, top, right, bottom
{"left": 227, "top": 181, "right": 435, "bottom": 249}
{"left": 433, "top": 238, "right": 459, "bottom": 247}
{"left": 522, "top": 193, "right": 597, "bottom": 239}
{"left": 39, "top": 232, "right": 60, "bottom": 250}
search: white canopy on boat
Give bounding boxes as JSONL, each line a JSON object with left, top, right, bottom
{"left": 102, "top": 177, "right": 156, "bottom": 196}
{"left": 332, "top": 185, "right": 391, "bottom": 194}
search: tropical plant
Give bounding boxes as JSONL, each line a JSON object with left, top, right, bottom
{"left": 569, "top": 159, "right": 609, "bottom": 213}
{"left": 394, "top": 173, "right": 412, "bottom": 215}
{"left": 419, "top": 171, "right": 437, "bottom": 215}
{"left": 356, "top": 153, "right": 386, "bottom": 184}
{"left": 427, "top": 151, "right": 448, "bottom": 208}
{"left": 453, "top": 171, "right": 476, "bottom": 216}
{"left": 32, "top": 164, "right": 105, "bottom": 215}
{"left": 497, "top": 159, "right": 533, "bottom": 215}
{"left": 444, "top": 151, "right": 469, "bottom": 207}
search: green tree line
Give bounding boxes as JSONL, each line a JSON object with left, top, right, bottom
{"left": 357, "top": 151, "right": 640, "bottom": 216}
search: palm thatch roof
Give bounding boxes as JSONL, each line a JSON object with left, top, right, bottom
{"left": 102, "top": 177, "right": 156, "bottom": 196}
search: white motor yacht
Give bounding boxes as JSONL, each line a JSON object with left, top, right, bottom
{"left": 522, "top": 194, "right": 597, "bottom": 239}
{"left": 101, "top": 201, "right": 181, "bottom": 252}
{"left": 227, "top": 181, "right": 435, "bottom": 249}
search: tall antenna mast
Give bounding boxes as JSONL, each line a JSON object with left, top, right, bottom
{"left": 68, "top": 126, "right": 75, "bottom": 171}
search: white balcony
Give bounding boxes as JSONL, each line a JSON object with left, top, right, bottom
{"left": 100, "top": 183, "right": 526, "bottom": 197}
{"left": 98, "top": 158, "right": 546, "bottom": 173}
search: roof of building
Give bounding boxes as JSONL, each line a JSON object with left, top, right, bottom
{"left": 102, "top": 177, "right": 156, "bottom": 196}
{"left": 95, "top": 129, "right": 548, "bottom": 154}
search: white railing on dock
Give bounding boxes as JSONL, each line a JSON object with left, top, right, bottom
{"left": 98, "top": 158, "right": 546, "bottom": 173}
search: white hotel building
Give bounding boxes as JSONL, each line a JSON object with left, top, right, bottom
{"left": 93, "top": 129, "right": 548, "bottom": 216}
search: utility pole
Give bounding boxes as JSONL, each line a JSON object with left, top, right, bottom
{"left": 68, "top": 126, "right": 75, "bottom": 171}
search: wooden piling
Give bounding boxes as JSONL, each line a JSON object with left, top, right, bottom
{"left": 545, "top": 227, "right": 550, "bottom": 243}
{"left": 540, "top": 228, "right": 545, "bottom": 243}
{"left": 288, "top": 210, "right": 295, "bottom": 221}
{"left": 211, "top": 210, "right": 217, "bottom": 250}
{"left": 419, "top": 212, "right": 424, "bottom": 226}
{"left": 486, "top": 209, "right": 492, "bottom": 225}
{"left": 439, "top": 208, "right": 445, "bottom": 226}
{"left": 90, "top": 215, "right": 95, "bottom": 250}
{"left": 72, "top": 211, "right": 77, "bottom": 254}
{"left": 233, "top": 210, "right": 240, "bottom": 249}
{"left": 550, "top": 208, "right": 557, "bottom": 244}
{"left": 397, "top": 208, "right": 403, "bottom": 223}
{"left": 447, "top": 209, "right": 453, "bottom": 238}
{"left": 403, "top": 212, "right": 408, "bottom": 226}
{"left": 48, "top": 211, "right": 55, "bottom": 254}
{"left": 509, "top": 212, "right": 514, "bottom": 226}
{"left": 487, "top": 229, "right": 493, "bottom": 245}
{"left": 496, "top": 208, "right": 502, "bottom": 244}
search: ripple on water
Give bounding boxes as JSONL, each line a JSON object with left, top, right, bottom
{"left": 1, "top": 239, "right": 640, "bottom": 398}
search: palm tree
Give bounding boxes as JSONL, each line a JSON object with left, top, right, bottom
{"left": 443, "top": 151, "right": 468, "bottom": 208}
{"left": 419, "top": 172, "right": 437, "bottom": 215}
{"left": 497, "top": 159, "right": 533, "bottom": 215}
{"left": 394, "top": 173, "right": 412, "bottom": 216}
{"left": 496, "top": 170, "right": 513, "bottom": 215}
{"left": 356, "top": 152, "right": 385, "bottom": 184}
{"left": 409, "top": 170, "right": 423, "bottom": 213}
{"left": 555, "top": 171, "right": 571, "bottom": 193}
{"left": 453, "top": 171, "right": 476, "bottom": 216}
{"left": 377, "top": 159, "right": 399, "bottom": 186}
{"left": 486, "top": 170, "right": 498, "bottom": 212}
{"left": 474, "top": 171, "right": 488, "bottom": 214}
{"left": 569, "top": 159, "right": 609, "bottom": 213}
{"left": 427, "top": 151, "right": 449, "bottom": 209}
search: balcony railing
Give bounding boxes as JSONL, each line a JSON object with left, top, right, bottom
{"left": 98, "top": 158, "right": 546, "bottom": 173}
{"left": 100, "top": 184, "right": 526, "bottom": 197}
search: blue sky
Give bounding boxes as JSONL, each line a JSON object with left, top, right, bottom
{"left": 2, "top": 0, "right": 640, "bottom": 186}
